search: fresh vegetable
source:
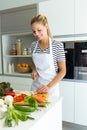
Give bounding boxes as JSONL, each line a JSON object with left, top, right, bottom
{"left": 32, "top": 93, "right": 48, "bottom": 103}
{"left": 0, "top": 104, "right": 7, "bottom": 119}
{"left": 4, "top": 107, "right": 13, "bottom": 127}
{"left": 6, "top": 91, "right": 15, "bottom": 97}
{"left": 4, "top": 96, "right": 35, "bottom": 127}
{"left": 14, "top": 110, "right": 34, "bottom": 121}
{"left": 0, "top": 99, "right": 4, "bottom": 107}
{"left": 13, "top": 93, "right": 27, "bottom": 103}
{"left": 13, "top": 104, "right": 36, "bottom": 112}
{"left": 0, "top": 82, "right": 13, "bottom": 96}
{"left": 24, "top": 96, "right": 38, "bottom": 109}
{"left": 4, "top": 95, "right": 14, "bottom": 107}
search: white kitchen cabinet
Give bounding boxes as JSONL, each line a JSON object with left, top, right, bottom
{"left": 0, "top": 0, "right": 48, "bottom": 11}
{"left": 75, "top": 0, "right": 87, "bottom": 35}
{"left": 2, "top": 33, "right": 35, "bottom": 77}
{"left": 75, "top": 82, "right": 87, "bottom": 126}
{"left": 38, "top": 0, "right": 75, "bottom": 36}
{"left": 60, "top": 80, "right": 87, "bottom": 126}
{"left": 60, "top": 80, "right": 75, "bottom": 123}
{"left": 1, "top": 5, "right": 37, "bottom": 34}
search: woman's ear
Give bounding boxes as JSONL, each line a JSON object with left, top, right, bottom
{"left": 45, "top": 23, "right": 49, "bottom": 29}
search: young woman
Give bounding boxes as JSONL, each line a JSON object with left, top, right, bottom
{"left": 30, "top": 14, "right": 66, "bottom": 96}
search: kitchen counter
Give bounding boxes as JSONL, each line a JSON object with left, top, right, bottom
{"left": 0, "top": 96, "right": 62, "bottom": 130}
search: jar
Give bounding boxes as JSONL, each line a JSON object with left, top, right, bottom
{"left": 27, "top": 48, "right": 32, "bottom": 55}
{"left": 9, "top": 44, "right": 17, "bottom": 55}
{"left": 16, "top": 39, "right": 22, "bottom": 55}
{"left": 23, "top": 48, "right": 27, "bottom": 55}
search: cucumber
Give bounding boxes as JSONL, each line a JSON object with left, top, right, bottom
{"left": 13, "top": 104, "right": 36, "bottom": 112}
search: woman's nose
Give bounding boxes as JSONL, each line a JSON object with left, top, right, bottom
{"left": 35, "top": 31, "right": 39, "bottom": 36}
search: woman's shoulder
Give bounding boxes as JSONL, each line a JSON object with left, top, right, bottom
{"left": 52, "top": 39, "right": 64, "bottom": 48}
{"left": 31, "top": 41, "right": 37, "bottom": 52}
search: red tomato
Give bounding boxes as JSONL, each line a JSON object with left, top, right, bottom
{"left": 6, "top": 91, "right": 15, "bottom": 97}
{"left": 13, "top": 93, "right": 27, "bottom": 103}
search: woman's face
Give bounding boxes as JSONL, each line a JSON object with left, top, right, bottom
{"left": 31, "top": 22, "right": 48, "bottom": 41}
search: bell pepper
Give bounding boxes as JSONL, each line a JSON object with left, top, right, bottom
{"left": 5, "top": 91, "right": 15, "bottom": 97}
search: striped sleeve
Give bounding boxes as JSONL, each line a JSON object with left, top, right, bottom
{"left": 56, "top": 42, "right": 66, "bottom": 62}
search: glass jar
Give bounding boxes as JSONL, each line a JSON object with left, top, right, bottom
{"left": 27, "top": 48, "right": 32, "bottom": 55}
{"left": 9, "top": 44, "right": 17, "bottom": 55}
{"left": 23, "top": 48, "right": 27, "bottom": 55}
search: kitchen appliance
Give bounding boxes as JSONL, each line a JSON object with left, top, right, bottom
{"left": 63, "top": 41, "right": 75, "bottom": 79}
{"left": 74, "top": 42, "right": 87, "bottom": 80}
{"left": 64, "top": 48, "right": 75, "bottom": 79}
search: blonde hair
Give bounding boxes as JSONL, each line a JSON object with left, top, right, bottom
{"left": 30, "top": 14, "right": 53, "bottom": 39}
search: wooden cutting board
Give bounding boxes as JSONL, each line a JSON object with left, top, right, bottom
{"left": 13, "top": 101, "right": 46, "bottom": 107}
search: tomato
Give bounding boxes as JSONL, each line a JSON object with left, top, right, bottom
{"left": 13, "top": 93, "right": 27, "bottom": 103}
{"left": 6, "top": 91, "right": 15, "bottom": 97}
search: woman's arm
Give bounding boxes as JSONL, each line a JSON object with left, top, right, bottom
{"left": 47, "top": 60, "right": 66, "bottom": 89}
{"left": 36, "top": 60, "right": 66, "bottom": 93}
{"left": 31, "top": 60, "right": 39, "bottom": 81}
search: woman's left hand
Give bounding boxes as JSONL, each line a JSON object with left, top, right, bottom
{"left": 36, "top": 85, "right": 49, "bottom": 94}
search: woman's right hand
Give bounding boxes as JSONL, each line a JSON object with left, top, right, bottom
{"left": 31, "top": 70, "right": 38, "bottom": 80}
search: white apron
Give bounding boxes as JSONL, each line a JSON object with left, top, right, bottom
{"left": 31, "top": 38, "right": 59, "bottom": 96}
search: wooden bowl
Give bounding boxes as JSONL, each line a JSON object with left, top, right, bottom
{"left": 17, "top": 67, "right": 29, "bottom": 73}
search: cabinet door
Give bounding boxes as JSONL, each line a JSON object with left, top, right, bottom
{"left": 75, "top": 82, "right": 87, "bottom": 126}
{"left": 38, "top": 0, "right": 74, "bottom": 36}
{"left": 75, "top": 0, "right": 87, "bottom": 34}
{"left": 60, "top": 81, "right": 75, "bottom": 123}
{"left": 1, "top": 6, "right": 37, "bottom": 34}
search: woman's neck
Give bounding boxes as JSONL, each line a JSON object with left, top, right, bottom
{"left": 39, "top": 37, "right": 49, "bottom": 50}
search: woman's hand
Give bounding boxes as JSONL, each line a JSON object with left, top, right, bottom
{"left": 31, "top": 70, "right": 38, "bottom": 80}
{"left": 36, "top": 85, "right": 49, "bottom": 94}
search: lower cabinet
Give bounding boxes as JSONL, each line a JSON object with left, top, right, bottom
{"left": 60, "top": 80, "right": 87, "bottom": 126}
{"left": 60, "top": 81, "right": 75, "bottom": 123}
{"left": 75, "top": 82, "right": 87, "bottom": 126}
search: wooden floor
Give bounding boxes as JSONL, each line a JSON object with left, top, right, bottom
{"left": 63, "top": 122, "right": 87, "bottom": 130}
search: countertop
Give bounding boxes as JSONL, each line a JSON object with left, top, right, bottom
{"left": 0, "top": 96, "right": 62, "bottom": 130}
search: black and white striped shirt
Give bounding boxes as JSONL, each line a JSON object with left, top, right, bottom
{"left": 31, "top": 40, "right": 66, "bottom": 73}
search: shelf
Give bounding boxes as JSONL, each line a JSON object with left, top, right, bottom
{"left": 5, "top": 55, "right": 32, "bottom": 58}
{"left": 4, "top": 72, "right": 32, "bottom": 77}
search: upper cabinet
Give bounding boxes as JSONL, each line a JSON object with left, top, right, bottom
{"left": 38, "top": 0, "right": 75, "bottom": 36}
{"left": 1, "top": 5, "right": 37, "bottom": 34}
{"left": 0, "top": 0, "right": 48, "bottom": 11}
{"left": 75, "top": 0, "right": 87, "bottom": 35}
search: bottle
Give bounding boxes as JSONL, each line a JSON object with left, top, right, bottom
{"left": 11, "top": 63, "right": 14, "bottom": 73}
{"left": 16, "top": 39, "right": 22, "bottom": 55}
{"left": 23, "top": 48, "right": 27, "bottom": 55}
{"left": 27, "top": 48, "right": 32, "bottom": 55}
{"left": 8, "top": 63, "right": 12, "bottom": 73}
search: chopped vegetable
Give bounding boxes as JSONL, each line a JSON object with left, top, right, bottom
{"left": 13, "top": 93, "right": 27, "bottom": 103}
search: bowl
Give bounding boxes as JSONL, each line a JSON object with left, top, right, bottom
{"left": 17, "top": 67, "right": 29, "bottom": 73}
